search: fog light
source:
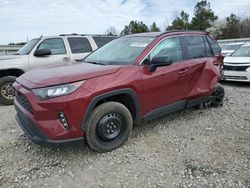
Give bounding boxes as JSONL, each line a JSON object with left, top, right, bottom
{"left": 59, "top": 112, "right": 69, "bottom": 130}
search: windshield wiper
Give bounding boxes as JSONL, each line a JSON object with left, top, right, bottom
{"left": 85, "top": 61, "right": 105, "bottom": 65}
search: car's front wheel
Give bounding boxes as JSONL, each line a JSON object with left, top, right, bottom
{"left": 0, "top": 76, "right": 17, "bottom": 105}
{"left": 85, "top": 102, "right": 133, "bottom": 152}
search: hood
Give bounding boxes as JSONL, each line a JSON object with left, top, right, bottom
{"left": 17, "top": 63, "right": 121, "bottom": 89}
{"left": 224, "top": 56, "right": 250, "bottom": 64}
{"left": 0, "top": 55, "right": 28, "bottom": 70}
{"left": 0, "top": 55, "right": 20, "bottom": 61}
{"left": 221, "top": 50, "right": 234, "bottom": 56}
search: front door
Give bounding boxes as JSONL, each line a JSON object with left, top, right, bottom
{"left": 140, "top": 36, "right": 194, "bottom": 116}
{"left": 29, "top": 38, "right": 70, "bottom": 69}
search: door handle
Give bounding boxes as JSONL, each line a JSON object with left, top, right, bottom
{"left": 178, "top": 67, "right": 190, "bottom": 74}
{"left": 63, "top": 57, "right": 70, "bottom": 61}
{"left": 212, "top": 61, "right": 220, "bottom": 66}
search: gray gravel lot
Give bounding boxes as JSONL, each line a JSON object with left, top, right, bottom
{"left": 0, "top": 82, "right": 249, "bottom": 188}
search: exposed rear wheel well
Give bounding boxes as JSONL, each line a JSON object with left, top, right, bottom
{"left": 94, "top": 93, "right": 138, "bottom": 121}
{"left": 0, "top": 69, "right": 24, "bottom": 78}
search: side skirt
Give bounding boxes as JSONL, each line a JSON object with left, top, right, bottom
{"left": 143, "top": 100, "right": 186, "bottom": 122}
{"left": 142, "top": 96, "right": 209, "bottom": 122}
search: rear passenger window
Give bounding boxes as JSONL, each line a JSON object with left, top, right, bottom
{"left": 93, "top": 36, "right": 116, "bottom": 48}
{"left": 149, "top": 37, "right": 183, "bottom": 63}
{"left": 68, "top": 38, "right": 92, "bottom": 53}
{"left": 183, "top": 36, "right": 206, "bottom": 59}
{"left": 204, "top": 36, "right": 213, "bottom": 56}
{"left": 206, "top": 36, "right": 221, "bottom": 55}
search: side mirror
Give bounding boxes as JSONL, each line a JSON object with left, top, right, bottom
{"left": 34, "top": 49, "right": 51, "bottom": 57}
{"left": 149, "top": 56, "right": 173, "bottom": 72}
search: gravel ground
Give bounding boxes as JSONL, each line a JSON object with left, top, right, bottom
{"left": 0, "top": 82, "right": 249, "bottom": 188}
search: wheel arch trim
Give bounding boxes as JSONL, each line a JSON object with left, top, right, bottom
{"left": 81, "top": 88, "right": 141, "bottom": 131}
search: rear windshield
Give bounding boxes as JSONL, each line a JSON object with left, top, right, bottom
{"left": 92, "top": 36, "right": 116, "bottom": 48}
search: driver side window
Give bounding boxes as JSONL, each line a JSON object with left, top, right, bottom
{"left": 38, "top": 38, "right": 66, "bottom": 55}
{"left": 149, "top": 37, "right": 183, "bottom": 63}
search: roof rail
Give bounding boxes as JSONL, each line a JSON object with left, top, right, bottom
{"left": 158, "top": 29, "right": 206, "bottom": 36}
{"left": 59, "top": 33, "right": 79, "bottom": 36}
{"left": 59, "top": 33, "right": 117, "bottom": 37}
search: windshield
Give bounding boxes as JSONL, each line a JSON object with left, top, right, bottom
{"left": 17, "top": 38, "right": 40, "bottom": 55}
{"left": 231, "top": 46, "right": 250, "bottom": 57}
{"left": 84, "top": 37, "right": 154, "bottom": 65}
{"left": 222, "top": 44, "right": 243, "bottom": 51}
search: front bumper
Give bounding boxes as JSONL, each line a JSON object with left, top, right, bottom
{"left": 15, "top": 104, "right": 83, "bottom": 146}
{"left": 222, "top": 70, "right": 250, "bottom": 82}
{"left": 222, "top": 63, "right": 250, "bottom": 82}
{"left": 13, "top": 81, "right": 92, "bottom": 146}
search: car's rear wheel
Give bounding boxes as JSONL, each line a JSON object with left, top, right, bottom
{"left": 198, "top": 83, "right": 225, "bottom": 109}
{"left": 85, "top": 102, "right": 133, "bottom": 152}
{"left": 0, "top": 76, "right": 17, "bottom": 105}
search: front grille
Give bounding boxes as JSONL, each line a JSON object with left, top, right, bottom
{"left": 16, "top": 93, "right": 33, "bottom": 114}
{"left": 223, "top": 65, "right": 249, "bottom": 71}
{"left": 223, "top": 75, "right": 248, "bottom": 80}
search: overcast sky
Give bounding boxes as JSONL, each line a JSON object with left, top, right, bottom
{"left": 0, "top": 0, "right": 249, "bottom": 44}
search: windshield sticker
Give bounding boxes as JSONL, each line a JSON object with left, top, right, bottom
{"left": 130, "top": 43, "right": 148, "bottom": 47}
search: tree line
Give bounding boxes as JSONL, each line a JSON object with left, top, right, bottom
{"left": 105, "top": 0, "right": 250, "bottom": 39}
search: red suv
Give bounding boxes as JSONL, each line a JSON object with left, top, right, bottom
{"left": 14, "top": 31, "right": 225, "bottom": 152}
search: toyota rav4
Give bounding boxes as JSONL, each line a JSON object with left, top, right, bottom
{"left": 14, "top": 31, "right": 225, "bottom": 152}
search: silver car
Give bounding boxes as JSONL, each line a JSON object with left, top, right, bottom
{"left": 0, "top": 34, "right": 116, "bottom": 105}
{"left": 221, "top": 42, "right": 245, "bottom": 56}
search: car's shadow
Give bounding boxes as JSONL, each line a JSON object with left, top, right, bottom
{"left": 16, "top": 107, "right": 201, "bottom": 155}
{"left": 220, "top": 80, "right": 250, "bottom": 88}
{"left": 5, "top": 81, "right": 249, "bottom": 155}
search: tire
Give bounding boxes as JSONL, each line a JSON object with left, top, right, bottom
{"left": 198, "top": 82, "right": 225, "bottom": 109}
{"left": 0, "top": 76, "right": 17, "bottom": 105}
{"left": 85, "top": 102, "right": 133, "bottom": 152}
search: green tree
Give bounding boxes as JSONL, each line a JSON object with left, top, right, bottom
{"left": 239, "top": 18, "right": 250, "bottom": 38}
{"left": 190, "top": 0, "right": 218, "bottom": 30}
{"left": 121, "top": 21, "right": 149, "bottom": 35}
{"left": 167, "top": 11, "right": 190, "bottom": 30}
{"left": 150, "top": 22, "right": 161, "bottom": 32}
{"left": 221, "top": 14, "right": 240, "bottom": 39}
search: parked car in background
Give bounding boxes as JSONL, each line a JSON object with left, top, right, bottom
{"left": 0, "top": 34, "right": 116, "bottom": 105}
{"left": 14, "top": 31, "right": 224, "bottom": 152}
{"left": 223, "top": 42, "right": 250, "bottom": 82}
{"left": 221, "top": 42, "right": 245, "bottom": 56}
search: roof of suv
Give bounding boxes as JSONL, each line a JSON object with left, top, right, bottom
{"left": 59, "top": 34, "right": 117, "bottom": 37}
{"left": 122, "top": 30, "right": 207, "bottom": 38}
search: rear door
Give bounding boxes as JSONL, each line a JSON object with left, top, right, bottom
{"left": 29, "top": 38, "right": 70, "bottom": 69}
{"left": 181, "top": 35, "right": 221, "bottom": 98}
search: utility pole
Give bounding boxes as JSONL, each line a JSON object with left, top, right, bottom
{"left": 9, "top": 34, "right": 11, "bottom": 44}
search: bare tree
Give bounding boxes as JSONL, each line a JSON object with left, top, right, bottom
{"left": 104, "top": 26, "right": 119, "bottom": 35}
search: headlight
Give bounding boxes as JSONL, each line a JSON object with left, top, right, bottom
{"left": 33, "top": 80, "right": 85, "bottom": 100}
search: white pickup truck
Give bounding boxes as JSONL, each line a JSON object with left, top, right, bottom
{"left": 0, "top": 34, "right": 116, "bottom": 105}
